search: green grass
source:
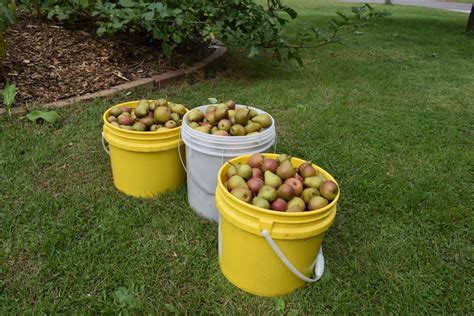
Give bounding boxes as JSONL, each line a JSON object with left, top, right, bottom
{"left": 1, "top": 1, "right": 473, "bottom": 314}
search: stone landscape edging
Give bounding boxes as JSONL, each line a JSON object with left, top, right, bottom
{"left": 0, "top": 41, "right": 227, "bottom": 116}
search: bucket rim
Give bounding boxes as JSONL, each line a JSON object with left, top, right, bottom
{"left": 181, "top": 104, "right": 275, "bottom": 141}
{"left": 103, "top": 100, "right": 188, "bottom": 135}
{"left": 216, "top": 153, "right": 340, "bottom": 217}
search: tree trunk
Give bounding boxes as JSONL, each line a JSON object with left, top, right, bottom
{"left": 467, "top": 5, "right": 474, "bottom": 32}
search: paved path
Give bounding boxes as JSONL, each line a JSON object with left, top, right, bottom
{"left": 337, "top": 0, "right": 472, "bottom": 13}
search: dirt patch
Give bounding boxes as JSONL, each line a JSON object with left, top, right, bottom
{"left": 2, "top": 11, "right": 213, "bottom": 107}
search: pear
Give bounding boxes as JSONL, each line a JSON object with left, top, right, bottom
{"left": 248, "top": 109, "right": 258, "bottom": 119}
{"left": 231, "top": 187, "right": 252, "bottom": 203}
{"left": 150, "top": 124, "right": 160, "bottom": 131}
{"left": 157, "top": 127, "right": 170, "bottom": 132}
{"left": 188, "top": 109, "right": 204, "bottom": 122}
{"left": 156, "top": 98, "right": 168, "bottom": 107}
{"left": 227, "top": 175, "right": 248, "bottom": 191}
{"left": 271, "top": 198, "right": 288, "bottom": 212}
{"left": 230, "top": 124, "right": 246, "bottom": 136}
{"left": 120, "top": 125, "right": 134, "bottom": 131}
{"left": 211, "top": 126, "right": 219, "bottom": 134}
{"left": 110, "top": 107, "right": 122, "bottom": 117}
{"left": 299, "top": 162, "right": 318, "bottom": 178}
{"left": 229, "top": 116, "right": 236, "bottom": 125}
{"left": 171, "top": 113, "right": 180, "bottom": 122}
{"left": 252, "top": 168, "right": 263, "bottom": 179}
{"left": 288, "top": 197, "right": 306, "bottom": 212}
{"left": 227, "top": 164, "right": 237, "bottom": 178}
{"left": 235, "top": 107, "right": 250, "bottom": 125}
{"left": 214, "top": 130, "right": 229, "bottom": 136}
{"left": 148, "top": 100, "right": 157, "bottom": 111}
{"left": 110, "top": 121, "right": 120, "bottom": 128}
{"left": 251, "top": 114, "right": 272, "bottom": 128}
{"left": 226, "top": 100, "right": 236, "bottom": 110}
{"left": 218, "top": 119, "right": 232, "bottom": 131}
{"left": 276, "top": 154, "right": 290, "bottom": 164}
{"left": 247, "top": 132, "right": 259, "bottom": 135}
{"left": 301, "top": 188, "right": 320, "bottom": 204}
{"left": 236, "top": 163, "right": 252, "bottom": 180}
{"left": 118, "top": 115, "right": 134, "bottom": 126}
{"left": 228, "top": 110, "right": 236, "bottom": 119}
{"left": 139, "top": 117, "right": 154, "bottom": 128}
{"left": 276, "top": 160, "right": 296, "bottom": 180}
{"left": 121, "top": 106, "right": 132, "bottom": 113}
{"left": 120, "top": 112, "right": 131, "bottom": 117}
{"left": 165, "top": 120, "right": 177, "bottom": 129}
{"left": 284, "top": 178, "right": 303, "bottom": 196}
{"left": 135, "top": 99, "right": 149, "bottom": 118}
{"left": 132, "top": 121, "right": 147, "bottom": 131}
{"left": 252, "top": 197, "right": 270, "bottom": 209}
{"left": 319, "top": 180, "right": 338, "bottom": 201}
{"left": 154, "top": 106, "right": 172, "bottom": 123}
{"left": 107, "top": 115, "right": 117, "bottom": 123}
{"left": 206, "top": 112, "right": 217, "bottom": 125}
{"left": 304, "top": 176, "right": 324, "bottom": 189}
{"left": 206, "top": 105, "right": 217, "bottom": 113}
{"left": 247, "top": 177, "right": 264, "bottom": 194}
{"left": 247, "top": 153, "right": 264, "bottom": 168}
{"left": 257, "top": 185, "right": 277, "bottom": 202}
{"left": 130, "top": 111, "right": 137, "bottom": 121}
{"left": 195, "top": 126, "right": 211, "bottom": 134}
{"left": 262, "top": 158, "right": 278, "bottom": 173}
{"left": 170, "top": 103, "right": 187, "bottom": 116}
{"left": 215, "top": 107, "right": 228, "bottom": 121}
{"left": 264, "top": 171, "right": 282, "bottom": 189}
{"left": 276, "top": 183, "right": 295, "bottom": 201}
{"left": 308, "top": 196, "right": 328, "bottom": 211}
{"left": 245, "top": 122, "right": 262, "bottom": 134}
{"left": 189, "top": 122, "right": 199, "bottom": 129}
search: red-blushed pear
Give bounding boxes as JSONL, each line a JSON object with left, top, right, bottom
{"left": 247, "top": 153, "right": 264, "bottom": 168}
{"left": 264, "top": 171, "right": 282, "bottom": 189}
{"left": 257, "top": 185, "right": 277, "bottom": 202}
{"left": 271, "top": 198, "right": 288, "bottom": 212}
{"left": 308, "top": 196, "right": 328, "bottom": 211}
{"left": 287, "top": 197, "right": 306, "bottom": 212}
{"left": 226, "top": 175, "right": 248, "bottom": 191}
{"left": 276, "top": 184, "right": 295, "bottom": 201}
{"left": 118, "top": 115, "right": 134, "bottom": 126}
{"left": 299, "top": 162, "right": 318, "bottom": 178}
{"left": 284, "top": 178, "right": 303, "bottom": 196}
{"left": 247, "top": 177, "right": 264, "bottom": 194}
{"left": 231, "top": 187, "right": 253, "bottom": 203}
{"left": 252, "top": 168, "right": 263, "bottom": 179}
{"left": 226, "top": 100, "right": 236, "bottom": 110}
{"left": 301, "top": 188, "right": 320, "bottom": 204}
{"left": 121, "top": 106, "right": 132, "bottom": 113}
{"left": 214, "top": 130, "right": 229, "bottom": 136}
{"left": 320, "top": 180, "right": 339, "bottom": 201}
{"left": 304, "top": 175, "right": 324, "bottom": 189}
{"left": 276, "top": 160, "right": 296, "bottom": 180}
{"left": 262, "top": 158, "right": 278, "bottom": 173}
{"left": 252, "top": 197, "right": 270, "bottom": 209}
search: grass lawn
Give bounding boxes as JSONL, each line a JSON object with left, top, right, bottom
{"left": 1, "top": 1, "right": 473, "bottom": 314}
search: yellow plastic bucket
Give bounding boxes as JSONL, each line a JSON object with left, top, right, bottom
{"left": 215, "top": 154, "right": 340, "bottom": 296}
{"left": 102, "top": 101, "right": 186, "bottom": 198}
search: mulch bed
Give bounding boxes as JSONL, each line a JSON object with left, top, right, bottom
{"left": 2, "top": 11, "right": 213, "bottom": 107}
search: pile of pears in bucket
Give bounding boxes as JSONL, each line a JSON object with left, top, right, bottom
{"left": 107, "top": 99, "right": 187, "bottom": 131}
{"left": 226, "top": 153, "right": 339, "bottom": 212}
{"left": 187, "top": 100, "right": 272, "bottom": 136}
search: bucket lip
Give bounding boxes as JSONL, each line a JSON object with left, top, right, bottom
{"left": 181, "top": 104, "right": 275, "bottom": 141}
{"left": 216, "top": 153, "right": 340, "bottom": 217}
{"left": 103, "top": 100, "right": 188, "bottom": 135}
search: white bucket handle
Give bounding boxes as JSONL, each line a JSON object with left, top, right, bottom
{"left": 261, "top": 229, "right": 324, "bottom": 283}
{"left": 101, "top": 132, "right": 110, "bottom": 156}
{"left": 178, "top": 131, "right": 217, "bottom": 195}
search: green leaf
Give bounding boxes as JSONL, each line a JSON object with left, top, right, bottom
{"left": 2, "top": 83, "right": 17, "bottom": 107}
{"left": 207, "top": 98, "right": 218, "bottom": 104}
{"left": 142, "top": 11, "right": 154, "bottom": 21}
{"left": 172, "top": 33, "right": 182, "bottom": 44}
{"left": 118, "top": 0, "right": 134, "bottom": 8}
{"left": 248, "top": 45, "right": 259, "bottom": 58}
{"left": 162, "top": 42, "right": 172, "bottom": 58}
{"left": 282, "top": 7, "right": 297, "bottom": 19}
{"left": 25, "top": 111, "right": 60, "bottom": 124}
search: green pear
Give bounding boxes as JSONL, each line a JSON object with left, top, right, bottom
{"left": 156, "top": 98, "right": 168, "bottom": 107}
{"left": 288, "top": 197, "right": 306, "bottom": 212}
{"left": 231, "top": 187, "right": 252, "bottom": 203}
{"left": 230, "top": 124, "right": 246, "bottom": 136}
{"left": 235, "top": 163, "right": 252, "bottom": 180}
{"left": 248, "top": 109, "right": 258, "bottom": 119}
{"left": 245, "top": 122, "right": 262, "bottom": 134}
{"left": 228, "top": 110, "right": 236, "bottom": 119}
{"left": 135, "top": 99, "right": 149, "bottom": 118}
{"left": 170, "top": 103, "right": 187, "bottom": 116}
{"left": 276, "top": 160, "right": 296, "bottom": 180}
{"left": 195, "top": 126, "right": 211, "bottom": 134}
{"left": 251, "top": 114, "right": 272, "bottom": 128}
{"left": 188, "top": 109, "right": 204, "bottom": 122}
{"left": 252, "top": 197, "right": 270, "bottom": 209}
{"left": 150, "top": 124, "right": 160, "bottom": 131}
{"left": 154, "top": 106, "right": 172, "bottom": 123}
{"left": 107, "top": 115, "right": 117, "bottom": 123}
{"left": 304, "top": 176, "right": 324, "bottom": 189}
{"left": 189, "top": 122, "right": 200, "bottom": 129}
{"left": 215, "top": 106, "right": 228, "bottom": 121}
{"left": 148, "top": 100, "right": 157, "bottom": 111}
{"left": 235, "top": 107, "right": 250, "bottom": 125}
{"left": 139, "top": 117, "right": 154, "bottom": 128}
{"left": 218, "top": 119, "right": 232, "bottom": 131}
{"left": 171, "top": 112, "right": 180, "bottom": 122}
{"left": 120, "top": 125, "right": 134, "bottom": 131}
{"left": 227, "top": 175, "right": 248, "bottom": 191}
{"left": 301, "top": 188, "right": 320, "bottom": 204}
{"left": 276, "top": 154, "right": 290, "bottom": 164}
{"left": 157, "top": 127, "right": 170, "bottom": 132}
{"left": 308, "top": 196, "right": 329, "bottom": 211}
{"left": 257, "top": 185, "right": 277, "bottom": 202}
{"left": 110, "top": 121, "right": 120, "bottom": 128}
{"left": 110, "top": 107, "right": 122, "bottom": 117}
{"left": 165, "top": 120, "right": 177, "bottom": 129}
{"left": 211, "top": 126, "right": 219, "bottom": 134}
{"left": 132, "top": 121, "right": 147, "bottom": 131}
{"left": 227, "top": 164, "right": 237, "bottom": 178}
{"left": 264, "top": 171, "right": 282, "bottom": 189}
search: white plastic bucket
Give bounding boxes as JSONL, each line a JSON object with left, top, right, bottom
{"left": 180, "top": 105, "right": 276, "bottom": 221}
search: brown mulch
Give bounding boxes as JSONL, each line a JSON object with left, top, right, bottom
{"left": 2, "top": 11, "right": 213, "bottom": 107}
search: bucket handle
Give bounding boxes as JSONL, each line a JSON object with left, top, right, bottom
{"left": 101, "top": 132, "right": 110, "bottom": 156}
{"left": 261, "top": 229, "right": 324, "bottom": 283}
